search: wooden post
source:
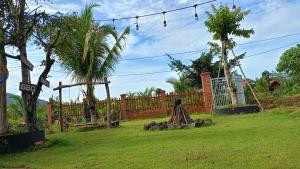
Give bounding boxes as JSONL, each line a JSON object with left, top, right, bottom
{"left": 104, "top": 77, "right": 111, "bottom": 128}
{"left": 160, "top": 90, "right": 167, "bottom": 116}
{"left": 231, "top": 50, "right": 265, "bottom": 111}
{"left": 58, "top": 81, "right": 63, "bottom": 132}
{"left": 120, "top": 94, "right": 127, "bottom": 119}
{"left": 201, "top": 72, "right": 213, "bottom": 113}
{"left": 47, "top": 102, "right": 52, "bottom": 127}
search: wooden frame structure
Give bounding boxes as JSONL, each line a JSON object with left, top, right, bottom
{"left": 53, "top": 79, "right": 111, "bottom": 132}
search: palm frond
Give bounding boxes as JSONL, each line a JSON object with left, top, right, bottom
{"left": 98, "top": 26, "right": 130, "bottom": 76}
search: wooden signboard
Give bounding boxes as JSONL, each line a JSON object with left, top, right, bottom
{"left": 40, "top": 77, "right": 50, "bottom": 87}
{"left": 19, "top": 82, "right": 37, "bottom": 93}
{"left": 19, "top": 55, "right": 34, "bottom": 71}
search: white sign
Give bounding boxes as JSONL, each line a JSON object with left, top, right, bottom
{"left": 40, "top": 77, "right": 50, "bottom": 87}
{"left": 19, "top": 82, "right": 37, "bottom": 92}
{"left": 19, "top": 55, "right": 34, "bottom": 71}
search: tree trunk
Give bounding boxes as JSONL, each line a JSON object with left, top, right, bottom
{"left": 104, "top": 77, "right": 111, "bottom": 128}
{"left": 0, "top": 45, "right": 8, "bottom": 135}
{"left": 86, "top": 83, "right": 96, "bottom": 122}
{"left": 221, "top": 40, "right": 238, "bottom": 106}
{"left": 19, "top": 44, "right": 37, "bottom": 131}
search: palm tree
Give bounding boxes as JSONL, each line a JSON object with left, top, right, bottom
{"left": 54, "top": 4, "right": 130, "bottom": 121}
{"left": 7, "top": 95, "right": 26, "bottom": 120}
{"left": 137, "top": 87, "right": 156, "bottom": 96}
{"left": 166, "top": 76, "right": 192, "bottom": 93}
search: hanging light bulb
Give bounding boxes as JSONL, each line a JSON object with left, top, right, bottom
{"left": 92, "top": 21, "right": 96, "bottom": 31}
{"left": 232, "top": 0, "right": 236, "bottom": 9}
{"left": 162, "top": 11, "right": 167, "bottom": 27}
{"left": 135, "top": 16, "right": 139, "bottom": 31}
{"left": 112, "top": 19, "right": 116, "bottom": 30}
{"left": 194, "top": 4, "right": 198, "bottom": 20}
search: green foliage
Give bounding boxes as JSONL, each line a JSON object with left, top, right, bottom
{"left": 166, "top": 76, "right": 193, "bottom": 93}
{"left": 55, "top": 4, "right": 130, "bottom": 83}
{"left": 127, "top": 87, "right": 158, "bottom": 97}
{"left": 168, "top": 51, "right": 224, "bottom": 88}
{"left": 54, "top": 3, "right": 130, "bottom": 106}
{"left": 137, "top": 87, "right": 157, "bottom": 96}
{"left": 7, "top": 95, "right": 26, "bottom": 119}
{"left": 277, "top": 44, "right": 300, "bottom": 80}
{"left": 205, "top": 5, "right": 254, "bottom": 42}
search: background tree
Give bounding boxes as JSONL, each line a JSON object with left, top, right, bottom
{"left": 168, "top": 51, "right": 224, "bottom": 89}
{"left": 137, "top": 87, "right": 156, "bottom": 96}
{"left": 205, "top": 5, "right": 254, "bottom": 106}
{"left": 166, "top": 76, "right": 192, "bottom": 93}
{"left": 277, "top": 44, "right": 300, "bottom": 81}
{"left": 54, "top": 4, "right": 130, "bottom": 121}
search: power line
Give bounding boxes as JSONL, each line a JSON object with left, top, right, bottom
{"left": 238, "top": 32, "right": 300, "bottom": 45}
{"left": 93, "top": 0, "right": 217, "bottom": 22}
{"left": 120, "top": 32, "right": 300, "bottom": 61}
{"left": 101, "top": 41, "right": 300, "bottom": 77}
{"left": 245, "top": 40, "right": 300, "bottom": 58}
{"left": 111, "top": 70, "right": 173, "bottom": 77}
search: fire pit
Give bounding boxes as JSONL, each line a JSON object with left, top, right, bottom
{"left": 144, "top": 99, "right": 213, "bottom": 131}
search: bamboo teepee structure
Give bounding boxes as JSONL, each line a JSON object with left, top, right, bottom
{"left": 168, "top": 99, "right": 193, "bottom": 125}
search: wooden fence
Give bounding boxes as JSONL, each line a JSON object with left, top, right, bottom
{"left": 47, "top": 72, "right": 213, "bottom": 123}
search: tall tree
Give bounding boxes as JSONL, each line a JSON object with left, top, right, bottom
{"left": 205, "top": 5, "right": 254, "bottom": 106}
{"left": 54, "top": 4, "right": 130, "bottom": 121}
{"left": 2, "top": 0, "right": 63, "bottom": 131}
{"left": 276, "top": 44, "right": 300, "bottom": 81}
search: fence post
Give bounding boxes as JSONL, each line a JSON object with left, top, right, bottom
{"left": 120, "top": 94, "right": 127, "bottom": 119}
{"left": 47, "top": 102, "right": 52, "bottom": 127}
{"left": 201, "top": 72, "right": 213, "bottom": 113}
{"left": 160, "top": 90, "right": 168, "bottom": 116}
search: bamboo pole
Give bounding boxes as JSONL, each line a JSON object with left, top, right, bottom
{"left": 231, "top": 50, "right": 265, "bottom": 111}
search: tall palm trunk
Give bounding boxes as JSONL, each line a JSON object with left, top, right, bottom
{"left": 0, "top": 44, "right": 8, "bottom": 135}
{"left": 86, "top": 83, "right": 96, "bottom": 122}
{"left": 221, "top": 40, "right": 238, "bottom": 106}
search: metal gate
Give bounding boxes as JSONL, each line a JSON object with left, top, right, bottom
{"left": 211, "top": 74, "right": 246, "bottom": 109}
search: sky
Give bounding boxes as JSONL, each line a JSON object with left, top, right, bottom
{"left": 5, "top": 0, "right": 300, "bottom": 102}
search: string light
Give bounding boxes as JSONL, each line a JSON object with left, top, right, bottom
{"left": 162, "top": 11, "right": 167, "bottom": 27}
{"left": 194, "top": 4, "right": 199, "bottom": 20}
{"left": 92, "top": 0, "right": 217, "bottom": 30}
{"left": 135, "top": 16, "right": 139, "bottom": 31}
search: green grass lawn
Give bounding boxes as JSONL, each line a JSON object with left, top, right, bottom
{"left": 1, "top": 107, "right": 300, "bottom": 169}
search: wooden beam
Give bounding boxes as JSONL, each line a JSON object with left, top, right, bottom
{"left": 53, "top": 81, "right": 111, "bottom": 91}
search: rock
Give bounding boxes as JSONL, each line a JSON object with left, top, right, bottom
{"left": 204, "top": 119, "right": 213, "bottom": 126}
{"left": 194, "top": 119, "right": 205, "bottom": 127}
{"left": 144, "top": 121, "right": 157, "bottom": 130}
